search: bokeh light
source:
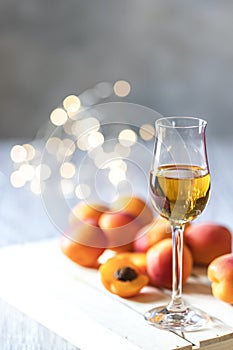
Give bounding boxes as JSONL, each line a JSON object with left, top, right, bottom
{"left": 60, "top": 162, "right": 76, "bottom": 179}
{"left": 58, "top": 138, "right": 76, "bottom": 158}
{"left": 77, "top": 134, "right": 91, "bottom": 151}
{"left": 87, "top": 146, "right": 103, "bottom": 160}
{"left": 23, "top": 144, "right": 36, "bottom": 161}
{"left": 93, "top": 151, "right": 119, "bottom": 170}
{"left": 114, "top": 143, "right": 131, "bottom": 157}
{"left": 10, "top": 171, "right": 26, "bottom": 188}
{"left": 35, "top": 164, "right": 51, "bottom": 181}
{"left": 113, "top": 80, "right": 131, "bottom": 97}
{"left": 63, "top": 120, "right": 74, "bottom": 135}
{"left": 50, "top": 108, "right": 68, "bottom": 126}
{"left": 139, "top": 124, "right": 155, "bottom": 141}
{"left": 10, "top": 145, "right": 27, "bottom": 163}
{"left": 8, "top": 82, "right": 162, "bottom": 237}
{"left": 88, "top": 131, "right": 104, "bottom": 148}
{"left": 30, "top": 179, "right": 45, "bottom": 195}
{"left": 63, "top": 95, "right": 81, "bottom": 114}
{"left": 60, "top": 179, "right": 74, "bottom": 197}
{"left": 45, "top": 137, "right": 62, "bottom": 154}
{"left": 108, "top": 167, "right": 126, "bottom": 186}
{"left": 118, "top": 129, "right": 137, "bottom": 147}
{"left": 72, "top": 117, "right": 100, "bottom": 136}
{"left": 19, "top": 164, "right": 35, "bottom": 181}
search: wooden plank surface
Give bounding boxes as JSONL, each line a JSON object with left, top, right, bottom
{"left": 0, "top": 239, "right": 192, "bottom": 350}
{"left": 0, "top": 239, "right": 232, "bottom": 350}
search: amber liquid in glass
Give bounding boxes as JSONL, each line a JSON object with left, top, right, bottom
{"left": 150, "top": 165, "right": 210, "bottom": 224}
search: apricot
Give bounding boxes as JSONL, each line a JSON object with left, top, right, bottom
{"left": 133, "top": 217, "right": 172, "bottom": 252}
{"left": 108, "top": 242, "right": 134, "bottom": 253}
{"left": 147, "top": 238, "right": 193, "bottom": 289}
{"left": 69, "top": 201, "right": 109, "bottom": 226}
{"left": 99, "top": 212, "right": 141, "bottom": 249}
{"left": 114, "top": 252, "right": 147, "bottom": 274}
{"left": 99, "top": 255, "right": 149, "bottom": 298}
{"left": 60, "top": 222, "right": 108, "bottom": 267}
{"left": 111, "top": 196, "right": 153, "bottom": 226}
{"left": 184, "top": 223, "right": 232, "bottom": 266}
{"left": 208, "top": 253, "right": 233, "bottom": 304}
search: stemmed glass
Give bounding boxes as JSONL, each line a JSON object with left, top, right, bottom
{"left": 144, "top": 117, "right": 211, "bottom": 331}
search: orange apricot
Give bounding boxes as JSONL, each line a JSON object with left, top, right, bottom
{"left": 111, "top": 196, "right": 153, "bottom": 226}
{"left": 69, "top": 201, "right": 109, "bottom": 226}
{"left": 208, "top": 253, "right": 233, "bottom": 304}
{"left": 60, "top": 222, "right": 108, "bottom": 267}
{"left": 133, "top": 217, "right": 172, "bottom": 252}
{"left": 114, "top": 252, "right": 147, "bottom": 274}
{"left": 99, "top": 212, "right": 141, "bottom": 248}
{"left": 99, "top": 255, "right": 149, "bottom": 298}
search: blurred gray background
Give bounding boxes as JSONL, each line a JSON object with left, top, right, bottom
{"left": 1, "top": 0, "right": 233, "bottom": 140}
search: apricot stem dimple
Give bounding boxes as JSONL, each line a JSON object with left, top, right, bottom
{"left": 114, "top": 266, "right": 138, "bottom": 281}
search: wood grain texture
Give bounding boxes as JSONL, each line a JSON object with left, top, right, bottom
{"left": 0, "top": 299, "right": 78, "bottom": 350}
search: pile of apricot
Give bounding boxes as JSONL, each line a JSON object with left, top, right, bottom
{"left": 60, "top": 196, "right": 233, "bottom": 302}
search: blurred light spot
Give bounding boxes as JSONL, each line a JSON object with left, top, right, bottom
{"left": 30, "top": 179, "right": 45, "bottom": 195}
{"left": 58, "top": 138, "right": 76, "bottom": 157}
{"left": 94, "top": 151, "right": 116, "bottom": 169}
{"left": 35, "top": 164, "right": 51, "bottom": 181}
{"left": 93, "top": 150, "right": 107, "bottom": 168}
{"left": 19, "top": 164, "right": 35, "bottom": 181}
{"left": 60, "top": 179, "right": 74, "bottom": 197}
{"left": 139, "top": 124, "right": 155, "bottom": 141}
{"left": 67, "top": 111, "right": 78, "bottom": 120}
{"left": 63, "top": 95, "right": 81, "bottom": 114}
{"left": 118, "top": 160, "right": 127, "bottom": 172}
{"left": 10, "top": 171, "right": 25, "bottom": 188}
{"left": 88, "top": 146, "right": 103, "bottom": 160}
{"left": 74, "top": 119, "right": 100, "bottom": 151}
{"left": 10, "top": 145, "right": 27, "bottom": 163}
{"left": 72, "top": 117, "right": 100, "bottom": 136}
{"left": 75, "top": 184, "right": 91, "bottom": 199}
{"left": 23, "top": 144, "right": 36, "bottom": 161}
{"left": 50, "top": 108, "right": 67, "bottom": 126}
{"left": 108, "top": 168, "right": 126, "bottom": 186}
{"left": 113, "top": 80, "right": 131, "bottom": 97}
{"left": 88, "top": 131, "right": 104, "bottom": 148}
{"left": 77, "top": 134, "right": 90, "bottom": 151}
{"left": 118, "top": 129, "right": 137, "bottom": 147}
{"left": 104, "top": 159, "right": 127, "bottom": 173}
{"left": 114, "top": 143, "right": 131, "bottom": 157}
{"left": 60, "top": 162, "right": 76, "bottom": 179}
{"left": 46, "top": 137, "right": 62, "bottom": 154}
{"left": 94, "top": 82, "right": 113, "bottom": 98}
{"left": 63, "top": 120, "right": 74, "bottom": 135}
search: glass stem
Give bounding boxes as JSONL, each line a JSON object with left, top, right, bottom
{"left": 167, "top": 225, "right": 186, "bottom": 313}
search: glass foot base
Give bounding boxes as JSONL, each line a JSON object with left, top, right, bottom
{"left": 144, "top": 305, "right": 211, "bottom": 332}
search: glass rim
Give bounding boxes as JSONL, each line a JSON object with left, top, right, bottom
{"left": 156, "top": 116, "right": 207, "bottom": 129}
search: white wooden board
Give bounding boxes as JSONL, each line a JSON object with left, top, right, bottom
{"left": 0, "top": 239, "right": 232, "bottom": 350}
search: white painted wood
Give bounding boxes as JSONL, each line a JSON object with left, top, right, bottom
{"left": 0, "top": 239, "right": 191, "bottom": 350}
{"left": 0, "top": 239, "right": 232, "bottom": 349}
